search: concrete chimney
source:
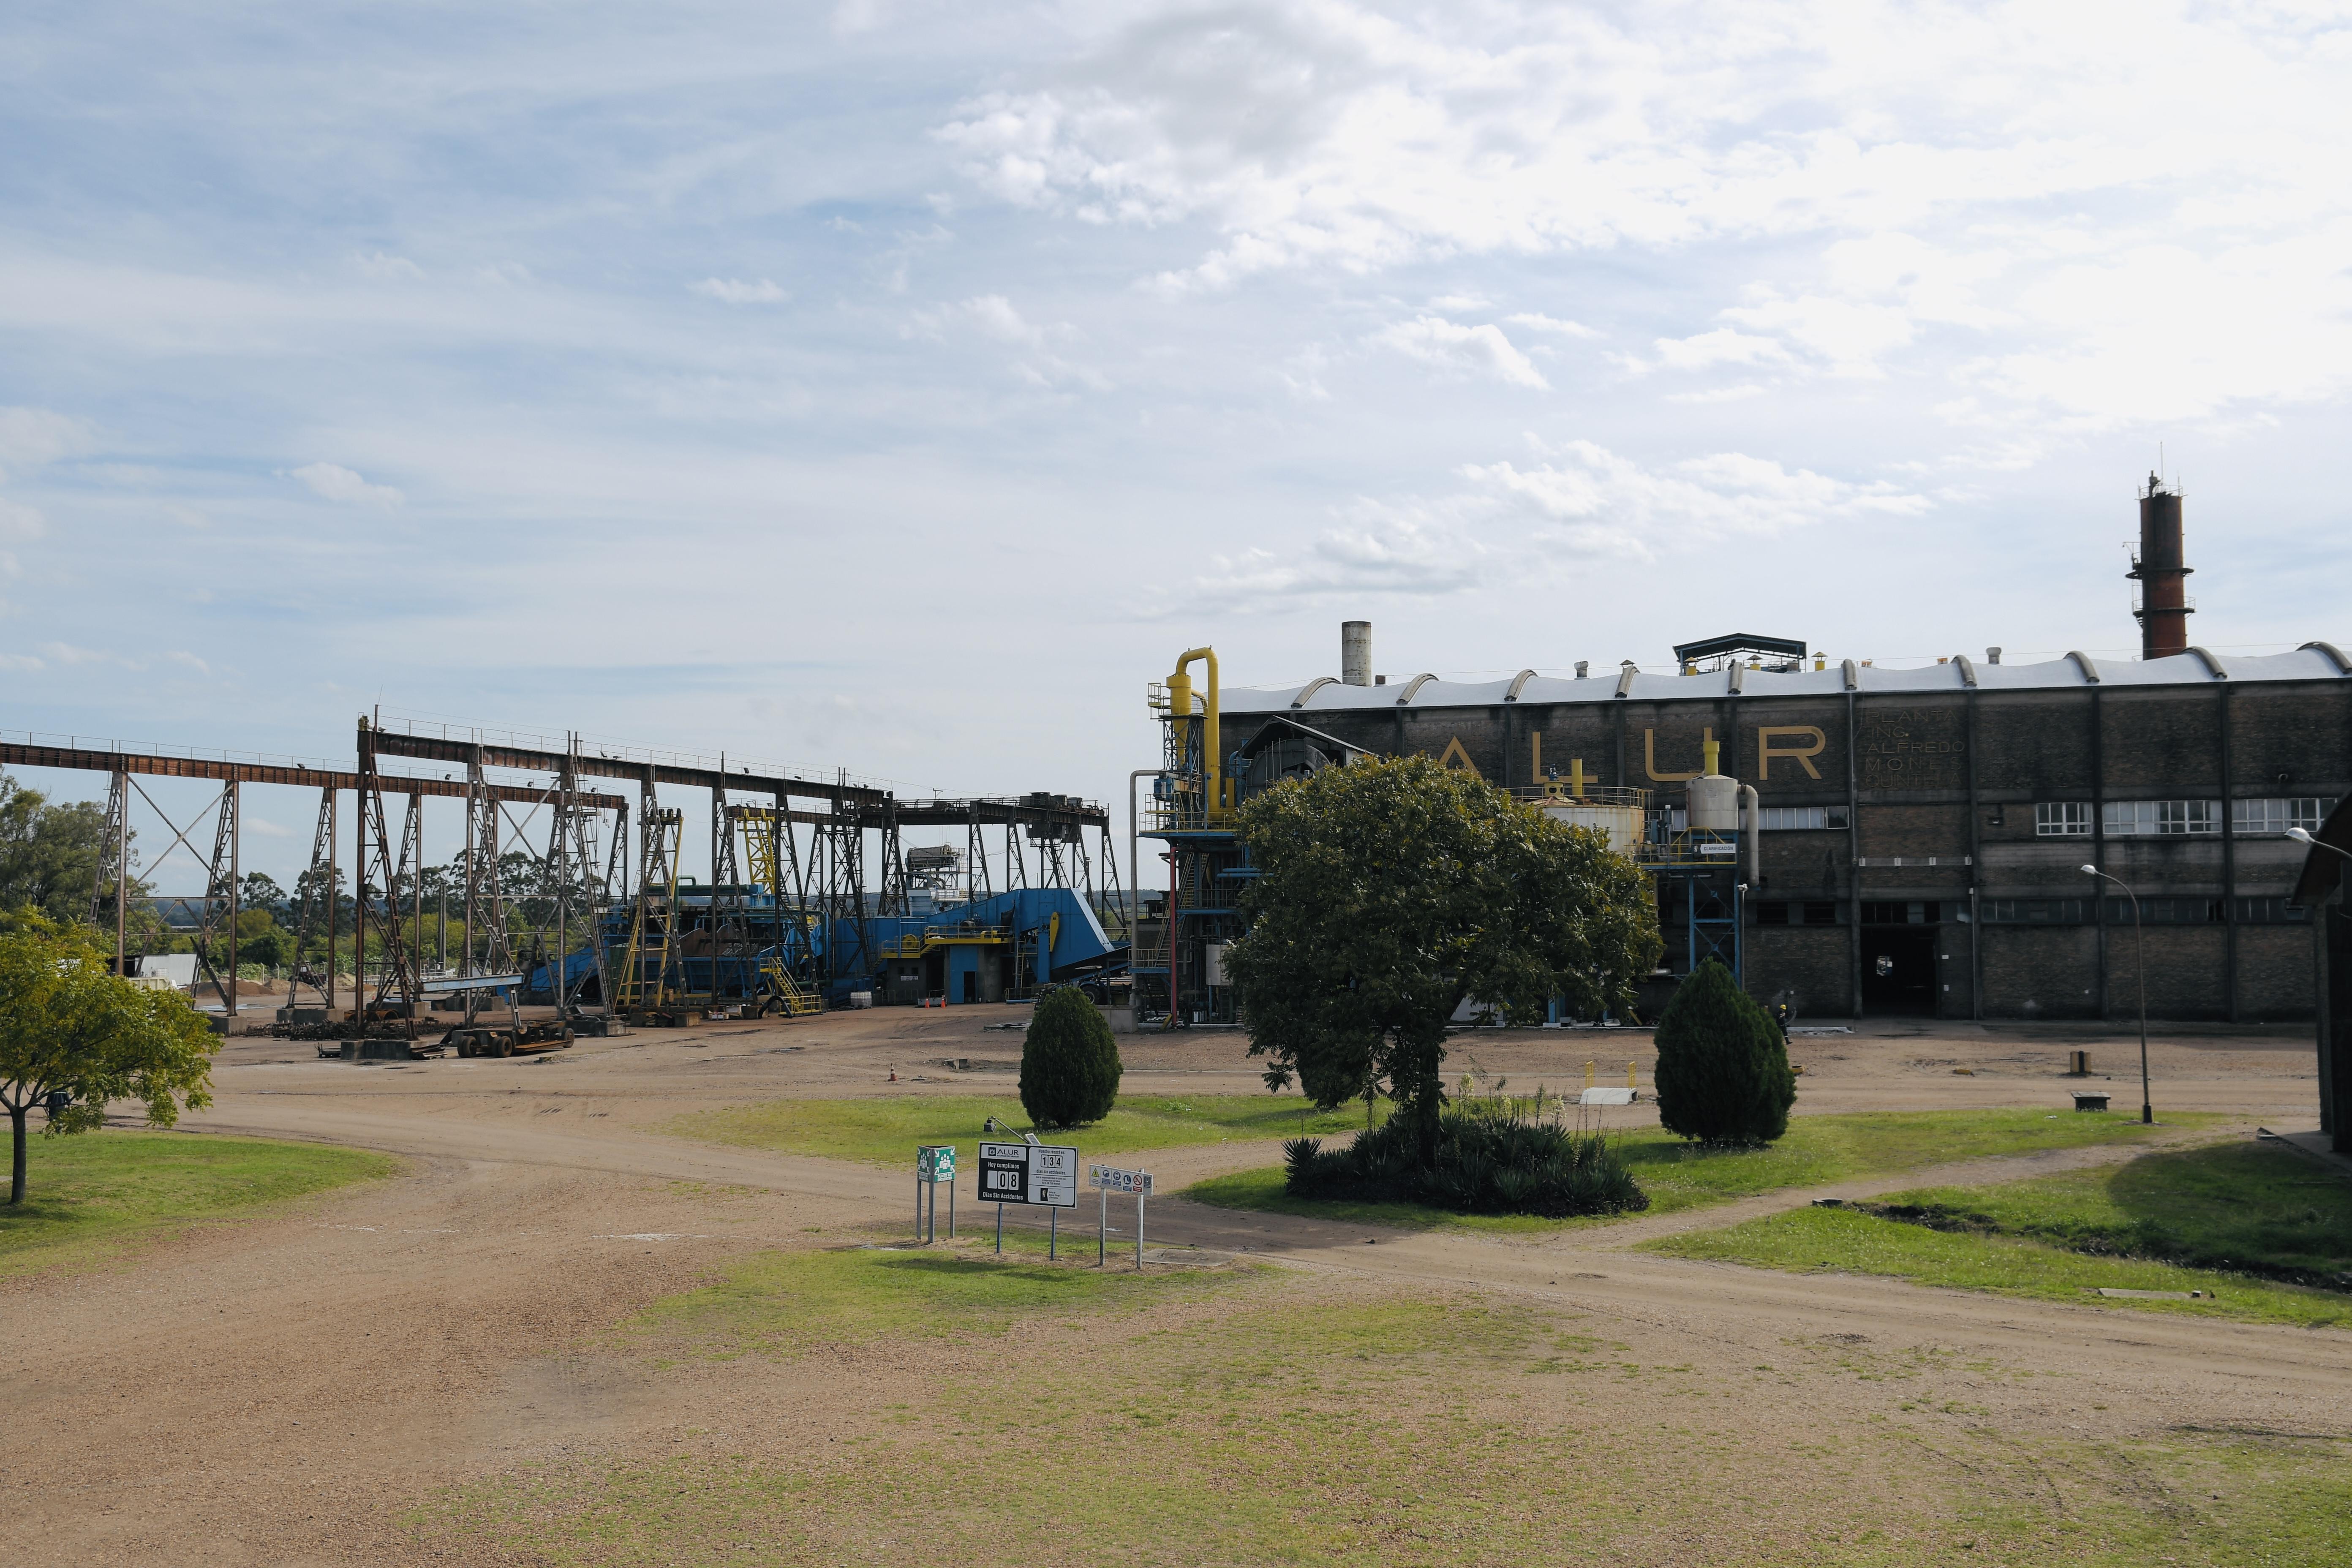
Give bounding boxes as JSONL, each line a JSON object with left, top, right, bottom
{"left": 1341, "top": 621, "right": 1372, "bottom": 686}
{"left": 2130, "top": 474, "right": 2193, "bottom": 660}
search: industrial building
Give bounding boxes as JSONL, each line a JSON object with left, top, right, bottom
{"left": 1139, "top": 478, "right": 2352, "bottom": 1024}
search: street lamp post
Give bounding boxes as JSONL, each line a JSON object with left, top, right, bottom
{"left": 2080, "top": 864, "right": 2152, "bottom": 1124}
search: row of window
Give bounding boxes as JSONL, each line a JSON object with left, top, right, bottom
{"left": 1696, "top": 798, "right": 2329, "bottom": 837}
{"left": 1753, "top": 897, "right": 2311, "bottom": 926}
{"left": 1963, "top": 897, "right": 2306, "bottom": 925}
{"left": 2034, "top": 798, "right": 2332, "bottom": 838}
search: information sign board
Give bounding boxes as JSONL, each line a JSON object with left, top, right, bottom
{"left": 978, "top": 1141, "right": 1079, "bottom": 1207}
{"left": 918, "top": 1144, "right": 956, "bottom": 1181}
{"left": 1087, "top": 1164, "right": 1154, "bottom": 1197}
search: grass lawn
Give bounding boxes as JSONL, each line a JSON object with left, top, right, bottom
{"left": 1182, "top": 1108, "right": 2215, "bottom": 1232}
{"left": 1644, "top": 1139, "right": 2352, "bottom": 1328}
{"left": 670, "top": 1092, "right": 1384, "bottom": 1167}
{"left": 0, "top": 1130, "right": 397, "bottom": 1274}
{"left": 625, "top": 1229, "right": 1251, "bottom": 1360}
{"left": 425, "top": 1249, "right": 2352, "bottom": 1566}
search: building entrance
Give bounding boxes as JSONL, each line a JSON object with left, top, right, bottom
{"left": 1860, "top": 926, "right": 1936, "bottom": 1015}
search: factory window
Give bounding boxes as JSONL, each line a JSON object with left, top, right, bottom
{"left": 2034, "top": 802, "right": 2091, "bottom": 837}
{"left": 2232, "top": 797, "right": 2332, "bottom": 836}
{"left": 1759, "top": 806, "right": 1848, "bottom": 830}
{"left": 2107, "top": 896, "right": 2220, "bottom": 924}
{"left": 1753, "top": 900, "right": 1846, "bottom": 926}
{"left": 2103, "top": 800, "right": 2219, "bottom": 836}
{"left": 2236, "top": 898, "right": 2312, "bottom": 924}
{"left": 1982, "top": 898, "right": 2090, "bottom": 924}
{"left": 1862, "top": 901, "right": 1957, "bottom": 925}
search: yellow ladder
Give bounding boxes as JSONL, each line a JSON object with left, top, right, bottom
{"left": 760, "top": 958, "right": 824, "bottom": 1016}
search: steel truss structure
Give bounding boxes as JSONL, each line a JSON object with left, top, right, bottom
{"left": 8, "top": 722, "right": 1122, "bottom": 1026}
{"left": 5, "top": 736, "right": 612, "bottom": 1024}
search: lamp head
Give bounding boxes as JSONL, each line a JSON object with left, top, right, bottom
{"left": 2287, "top": 826, "right": 2316, "bottom": 845}
{"left": 2079, "top": 864, "right": 2099, "bottom": 877}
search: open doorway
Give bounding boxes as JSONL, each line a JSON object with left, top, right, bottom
{"left": 1860, "top": 926, "right": 1936, "bottom": 1014}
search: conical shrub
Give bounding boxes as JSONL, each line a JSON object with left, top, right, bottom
{"left": 1652, "top": 958, "right": 1797, "bottom": 1144}
{"left": 1018, "top": 986, "right": 1123, "bottom": 1128}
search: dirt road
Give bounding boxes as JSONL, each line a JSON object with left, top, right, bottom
{"left": 5, "top": 1010, "right": 2342, "bottom": 1563}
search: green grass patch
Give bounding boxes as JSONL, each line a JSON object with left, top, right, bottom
{"left": 0, "top": 1130, "right": 397, "bottom": 1274}
{"left": 1184, "top": 1108, "right": 2211, "bottom": 1230}
{"left": 626, "top": 1233, "right": 1252, "bottom": 1358}
{"left": 670, "top": 1092, "right": 1383, "bottom": 1167}
{"left": 1644, "top": 1147, "right": 2352, "bottom": 1330}
{"left": 427, "top": 1277, "right": 2352, "bottom": 1566}
{"left": 1848, "top": 1139, "right": 2352, "bottom": 1288}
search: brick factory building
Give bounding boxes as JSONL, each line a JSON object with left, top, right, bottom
{"left": 1187, "top": 481, "right": 2351, "bottom": 1023}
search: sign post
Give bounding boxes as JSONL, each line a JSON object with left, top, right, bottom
{"left": 916, "top": 1145, "right": 956, "bottom": 1242}
{"left": 1087, "top": 1164, "right": 1154, "bottom": 1271}
{"left": 977, "top": 1141, "right": 1079, "bottom": 1255}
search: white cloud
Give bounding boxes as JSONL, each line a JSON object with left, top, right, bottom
{"left": 167, "top": 650, "right": 211, "bottom": 674}
{"left": 0, "top": 652, "right": 42, "bottom": 671}
{"left": 244, "top": 814, "right": 291, "bottom": 837}
{"left": 941, "top": 2, "right": 2352, "bottom": 429}
{"left": 690, "top": 277, "right": 788, "bottom": 305}
{"left": 1188, "top": 439, "right": 1929, "bottom": 605}
{"left": 0, "top": 406, "right": 95, "bottom": 473}
{"left": 353, "top": 252, "right": 425, "bottom": 282}
{"left": 291, "top": 462, "right": 403, "bottom": 508}
{"left": 1504, "top": 313, "right": 1598, "bottom": 340}
{"left": 0, "top": 498, "right": 46, "bottom": 542}
{"left": 1370, "top": 316, "right": 1547, "bottom": 389}
{"left": 908, "top": 294, "right": 1108, "bottom": 389}
{"left": 1647, "top": 330, "right": 1789, "bottom": 373}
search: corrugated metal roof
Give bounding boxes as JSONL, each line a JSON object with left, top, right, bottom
{"left": 1222, "top": 644, "right": 2352, "bottom": 716}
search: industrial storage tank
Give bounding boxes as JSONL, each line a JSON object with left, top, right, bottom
{"left": 1538, "top": 797, "right": 1644, "bottom": 855}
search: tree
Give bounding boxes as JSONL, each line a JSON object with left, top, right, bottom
{"left": 1018, "top": 986, "right": 1123, "bottom": 1128}
{"left": 0, "top": 770, "right": 114, "bottom": 925}
{"left": 238, "top": 871, "right": 288, "bottom": 919}
{"left": 0, "top": 910, "right": 220, "bottom": 1205}
{"left": 1650, "top": 958, "right": 1797, "bottom": 1145}
{"left": 1224, "top": 754, "right": 1662, "bottom": 1159}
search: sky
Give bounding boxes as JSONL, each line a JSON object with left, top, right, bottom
{"left": 3, "top": 0, "right": 2350, "bottom": 890}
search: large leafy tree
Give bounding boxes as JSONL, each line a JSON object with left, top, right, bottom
{"left": 0, "top": 910, "right": 220, "bottom": 1205}
{"left": 0, "top": 770, "right": 120, "bottom": 924}
{"left": 1224, "top": 754, "right": 1661, "bottom": 1157}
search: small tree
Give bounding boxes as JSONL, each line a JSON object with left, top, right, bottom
{"left": 1019, "top": 986, "right": 1122, "bottom": 1128}
{"left": 1224, "top": 754, "right": 1662, "bottom": 1162}
{"left": 0, "top": 910, "right": 220, "bottom": 1205}
{"left": 1651, "top": 958, "right": 1796, "bottom": 1144}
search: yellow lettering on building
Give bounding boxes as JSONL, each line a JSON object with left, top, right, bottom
{"left": 1436, "top": 737, "right": 1482, "bottom": 777}
{"left": 1643, "top": 727, "right": 1714, "bottom": 782}
{"left": 1757, "top": 725, "right": 1828, "bottom": 781}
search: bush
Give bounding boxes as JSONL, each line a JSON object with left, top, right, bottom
{"left": 1652, "top": 958, "right": 1796, "bottom": 1145}
{"left": 1018, "top": 987, "right": 1123, "bottom": 1128}
{"left": 1283, "top": 1095, "right": 1647, "bottom": 1218}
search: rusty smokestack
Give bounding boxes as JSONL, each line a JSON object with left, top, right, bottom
{"left": 2130, "top": 473, "right": 2192, "bottom": 660}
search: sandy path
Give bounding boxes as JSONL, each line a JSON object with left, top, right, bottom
{"left": 6, "top": 1010, "right": 2344, "bottom": 1563}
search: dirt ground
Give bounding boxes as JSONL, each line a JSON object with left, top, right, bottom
{"left": 5, "top": 1008, "right": 2345, "bottom": 1564}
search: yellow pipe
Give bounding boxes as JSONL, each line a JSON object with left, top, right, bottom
{"left": 1172, "top": 646, "right": 1222, "bottom": 817}
{"left": 1703, "top": 737, "right": 1720, "bottom": 776}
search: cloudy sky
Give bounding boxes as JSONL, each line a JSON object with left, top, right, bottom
{"left": 4, "top": 1, "right": 2350, "bottom": 885}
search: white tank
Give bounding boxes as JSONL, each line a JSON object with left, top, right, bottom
{"left": 1540, "top": 800, "right": 1643, "bottom": 856}
{"left": 1687, "top": 772, "right": 1740, "bottom": 831}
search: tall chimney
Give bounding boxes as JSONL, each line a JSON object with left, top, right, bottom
{"left": 2130, "top": 473, "right": 2192, "bottom": 660}
{"left": 1341, "top": 621, "right": 1372, "bottom": 686}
